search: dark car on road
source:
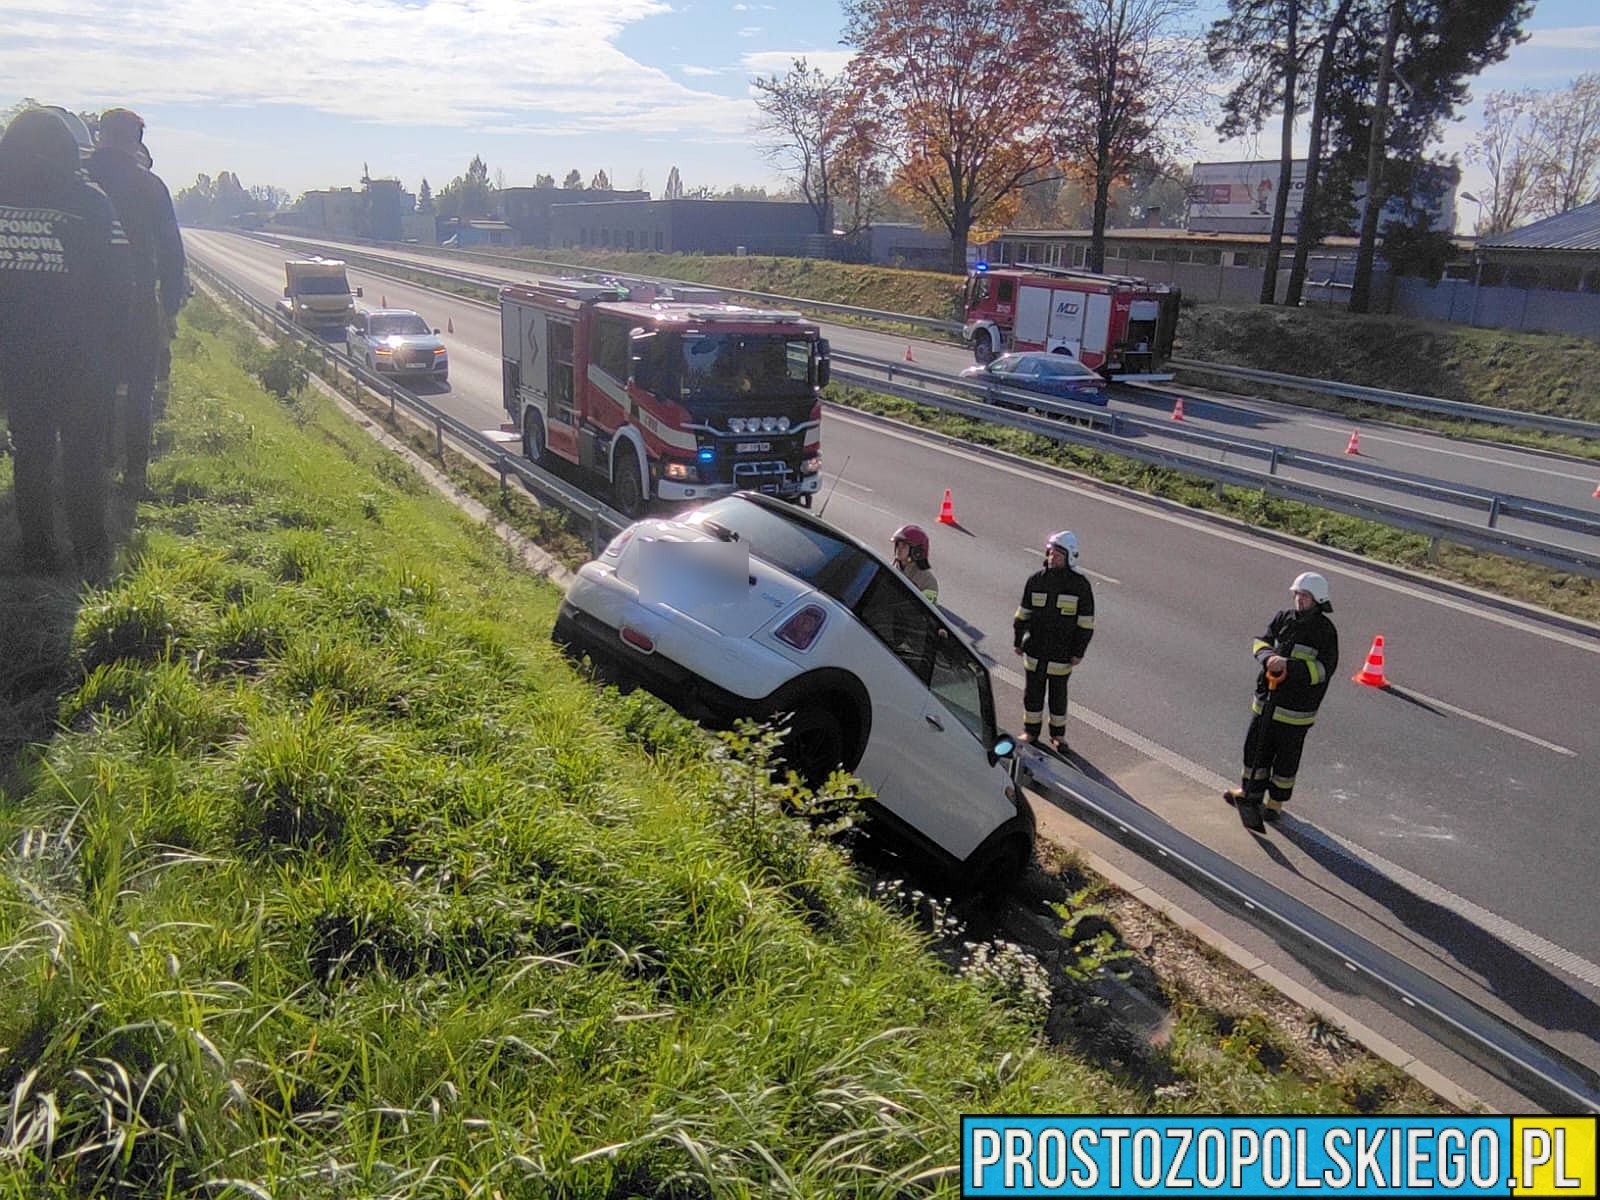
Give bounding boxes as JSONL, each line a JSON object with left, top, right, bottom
{"left": 960, "top": 351, "right": 1108, "bottom": 406}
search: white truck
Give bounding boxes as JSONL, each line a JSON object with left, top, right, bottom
{"left": 278, "top": 258, "right": 362, "bottom": 334}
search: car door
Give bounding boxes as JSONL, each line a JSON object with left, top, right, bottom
{"left": 849, "top": 568, "right": 1003, "bottom": 862}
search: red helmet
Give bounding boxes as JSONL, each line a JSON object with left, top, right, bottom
{"left": 891, "top": 523, "right": 930, "bottom": 556}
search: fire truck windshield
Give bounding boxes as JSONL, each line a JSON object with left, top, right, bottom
{"left": 644, "top": 332, "right": 816, "bottom": 403}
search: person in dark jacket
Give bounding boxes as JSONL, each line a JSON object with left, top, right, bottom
{"left": 0, "top": 107, "right": 130, "bottom": 571}
{"left": 138, "top": 141, "right": 181, "bottom": 419}
{"left": 1224, "top": 571, "right": 1339, "bottom": 824}
{"left": 1013, "top": 529, "right": 1095, "bottom": 753}
{"left": 87, "top": 107, "right": 185, "bottom": 491}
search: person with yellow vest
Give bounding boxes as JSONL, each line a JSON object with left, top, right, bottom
{"left": 1012, "top": 530, "right": 1094, "bottom": 753}
{"left": 1224, "top": 571, "right": 1339, "bottom": 829}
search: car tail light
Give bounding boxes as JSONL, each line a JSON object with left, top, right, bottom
{"left": 620, "top": 625, "right": 654, "bottom": 653}
{"left": 774, "top": 605, "right": 826, "bottom": 651}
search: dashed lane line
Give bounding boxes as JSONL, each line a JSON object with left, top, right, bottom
{"left": 987, "top": 660, "right": 1600, "bottom": 992}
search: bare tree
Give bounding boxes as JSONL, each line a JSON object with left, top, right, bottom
{"left": 1528, "top": 73, "right": 1600, "bottom": 218}
{"left": 1468, "top": 89, "right": 1540, "bottom": 233}
{"left": 1061, "top": 0, "right": 1210, "bottom": 273}
{"left": 754, "top": 58, "right": 854, "bottom": 235}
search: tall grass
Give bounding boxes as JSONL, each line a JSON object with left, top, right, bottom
{"left": 0, "top": 298, "right": 1435, "bottom": 1197}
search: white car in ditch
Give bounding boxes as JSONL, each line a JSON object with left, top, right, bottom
{"left": 552, "top": 492, "right": 1032, "bottom": 888}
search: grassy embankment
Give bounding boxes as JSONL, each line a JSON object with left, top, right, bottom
{"left": 0, "top": 297, "right": 1453, "bottom": 1196}
{"left": 361, "top": 246, "right": 1599, "bottom": 623}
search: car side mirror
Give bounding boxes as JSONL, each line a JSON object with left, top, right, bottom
{"left": 433, "top": 328, "right": 440, "bottom": 335}
{"left": 816, "top": 338, "right": 831, "bottom": 389}
{"left": 283, "top": 286, "right": 290, "bottom": 297}
{"left": 354, "top": 286, "right": 364, "bottom": 298}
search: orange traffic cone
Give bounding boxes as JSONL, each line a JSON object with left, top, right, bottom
{"left": 1345, "top": 429, "right": 1361, "bottom": 455}
{"left": 937, "top": 488, "right": 956, "bottom": 526}
{"left": 1592, "top": 480, "right": 1600, "bottom": 498}
{"left": 1352, "top": 635, "right": 1388, "bottom": 687}
{"left": 1171, "top": 398, "right": 1185, "bottom": 421}
{"left": 904, "top": 345, "right": 916, "bottom": 363}
{"left": 447, "top": 317, "right": 454, "bottom": 334}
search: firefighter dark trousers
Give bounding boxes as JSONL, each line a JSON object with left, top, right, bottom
{"left": 1240, "top": 713, "right": 1310, "bottom": 808}
{"left": 114, "top": 293, "right": 163, "bottom": 486}
{"left": 1023, "top": 662, "right": 1072, "bottom": 742}
{"left": 3, "top": 370, "right": 109, "bottom": 563}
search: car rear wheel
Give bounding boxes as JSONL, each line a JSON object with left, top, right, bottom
{"left": 778, "top": 706, "right": 847, "bottom": 790}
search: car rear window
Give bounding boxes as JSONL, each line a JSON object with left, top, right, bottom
{"left": 687, "top": 497, "right": 877, "bottom": 605}
{"left": 1038, "top": 358, "right": 1099, "bottom": 380}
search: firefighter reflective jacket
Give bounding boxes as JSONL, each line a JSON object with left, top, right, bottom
{"left": 1252, "top": 605, "right": 1339, "bottom": 725}
{"left": 1013, "top": 564, "right": 1095, "bottom": 667}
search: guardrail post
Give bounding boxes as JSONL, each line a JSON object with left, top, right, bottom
{"left": 387, "top": 382, "right": 397, "bottom": 421}
{"left": 589, "top": 506, "right": 604, "bottom": 557}
{"left": 497, "top": 453, "right": 508, "bottom": 499}
{"left": 434, "top": 415, "right": 444, "bottom": 458}
{"left": 1428, "top": 536, "right": 1441, "bottom": 563}
{"left": 1488, "top": 495, "right": 1502, "bottom": 528}
{"left": 1268, "top": 446, "right": 1280, "bottom": 475}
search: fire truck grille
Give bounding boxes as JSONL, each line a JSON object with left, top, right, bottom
{"left": 731, "top": 460, "right": 798, "bottom": 495}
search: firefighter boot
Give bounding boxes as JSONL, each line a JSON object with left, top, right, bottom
{"left": 1223, "top": 788, "right": 1267, "bottom": 833}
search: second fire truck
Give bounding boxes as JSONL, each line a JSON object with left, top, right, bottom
{"left": 962, "top": 263, "right": 1181, "bottom": 379}
{"left": 501, "top": 280, "right": 830, "bottom": 515}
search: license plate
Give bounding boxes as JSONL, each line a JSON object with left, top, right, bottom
{"left": 736, "top": 441, "right": 771, "bottom": 453}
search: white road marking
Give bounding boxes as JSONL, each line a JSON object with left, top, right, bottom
{"left": 1370, "top": 685, "right": 1577, "bottom": 756}
{"left": 1297, "top": 419, "right": 1598, "bottom": 484}
{"left": 828, "top": 407, "right": 1600, "bottom": 654}
{"left": 989, "top": 660, "right": 1600, "bottom": 992}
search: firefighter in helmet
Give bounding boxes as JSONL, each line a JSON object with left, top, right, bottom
{"left": 1224, "top": 571, "right": 1338, "bottom": 825}
{"left": 890, "top": 523, "right": 938, "bottom": 603}
{"left": 1013, "top": 530, "right": 1095, "bottom": 753}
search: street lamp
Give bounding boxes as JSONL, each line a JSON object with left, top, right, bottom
{"left": 1459, "top": 191, "right": 1485, "bottom": 235}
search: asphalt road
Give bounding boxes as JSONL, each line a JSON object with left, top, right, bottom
{"left": 187, "top": 229, "right": 1600, "bottom": 1104}
{"left": 255, "top": 231, "right": 1600, "bottom": 549}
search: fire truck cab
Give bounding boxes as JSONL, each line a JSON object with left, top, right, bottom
{"left": 501, "top": 281, "right": 830, "bottom": 516}
{"left": 962, "top": 263, "right": 1180, "bottom": 380}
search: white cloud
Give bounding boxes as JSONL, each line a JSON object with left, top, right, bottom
{"left": 680, "top": 64, "right": 723, "bottom": 76}
{"left": 737, "top": 25, "right": 762, "bottom": 37}
{"left": 0, "top": 0, "right": 751, "bottom": 135}
{"left": 741, "top": 49, "right": 855, "bottom": 78}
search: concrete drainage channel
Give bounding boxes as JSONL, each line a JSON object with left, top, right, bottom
{"left": 192, "top": 256, "right": 1600, "bottom": 1115}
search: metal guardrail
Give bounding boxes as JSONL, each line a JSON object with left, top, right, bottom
{"left": 1018, "top": 749, "right": 1600, "bottom": 1114}
{"left": 255, "top": 230, "right": 967, "bottom": 334}
{"left": 1170, "top": 357, "right": 1600, "bottom": 441}
{"left": 828, "top": 362, "right": 1600, "bottom": 577}
{"left": 243, "top": 237, "right": 1600, "bottom": 575}
{"left": 263, "top": 233, "right": 1600, "bottom": 444}
{"left": 194, "top": 252, "right": 1600, "bottom": 1114}
{"left": 189, "top": 260, "right": 629, "bottom": 555}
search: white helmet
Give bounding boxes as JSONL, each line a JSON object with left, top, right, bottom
{"left": 1046, "top": 530, "right": 1079, "bottom": 568}
{"left": 1291, "top": 571, "right": 1331, "bottom": 609}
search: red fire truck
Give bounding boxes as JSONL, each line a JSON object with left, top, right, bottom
{"left": 961, "top": 264, "right": 1181, "bottom": 379}
{"left": 501, "top": 280, "right": 830, "bottom": 515}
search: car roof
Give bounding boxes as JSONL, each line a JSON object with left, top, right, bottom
{"left": 1001, "top": 351, "right": 1100, "bottom": 375}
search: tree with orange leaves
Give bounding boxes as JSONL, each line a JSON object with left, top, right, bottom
{"left": 842, "top": 0, "right": 1080, "bottom": 273}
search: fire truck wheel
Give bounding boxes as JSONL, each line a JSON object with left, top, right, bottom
{"left": 612, "top": 453, "right": 645, "bottom": 517}
{"left": 522, "top": 411, "right": 548, "bottom": 465}
{"left": 973, "top": 332, "right": 995, "bottom": 364}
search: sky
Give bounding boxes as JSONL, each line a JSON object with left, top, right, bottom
{"left": 1, "top": 0, "right": 1594, "bottom": 232}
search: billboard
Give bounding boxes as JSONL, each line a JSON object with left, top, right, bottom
{"left": 1186, "top": 161, "right": 1308, "bottom": 231}
{"left": 1185, "top": 160, "right": 1456, "bottom": 236}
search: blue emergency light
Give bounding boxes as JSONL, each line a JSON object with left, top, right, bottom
{"left": 698, "top": 448, "right": 716, "bottom": 463}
